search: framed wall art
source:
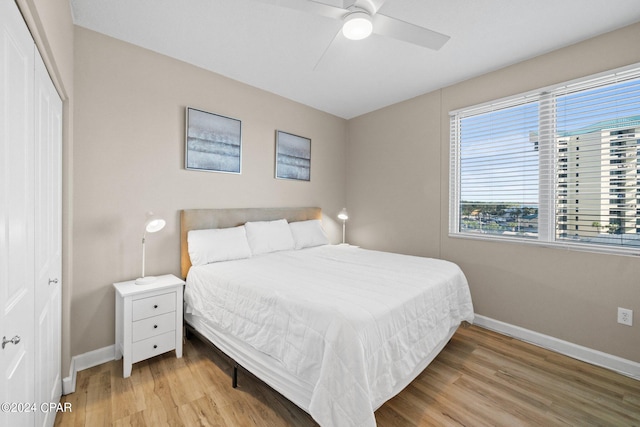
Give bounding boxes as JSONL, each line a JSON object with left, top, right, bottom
{"left": 185, "top": 107, "right": 241, "bottom": 174}
{"left": 275, "top": 130, "right": 311, "bottom": 181}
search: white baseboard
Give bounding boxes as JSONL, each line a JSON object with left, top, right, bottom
{"left": 474, "top": 314, "right": 640, "bottom": 380}
{"left": 62, "top": 345, "right": 115, "bottom": 395}
{"left": 61, "top": 359, "right": 76, "bottom": 395}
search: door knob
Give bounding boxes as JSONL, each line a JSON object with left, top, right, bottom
{"left": 2, "top": 335, "right": 20, "bottom": 349}
{"left": 48, "top": 278, "right": 58, "bottom": 285}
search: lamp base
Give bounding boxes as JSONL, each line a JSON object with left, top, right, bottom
{"left": 135, "top": 276, "right": 158, "bottom": 285}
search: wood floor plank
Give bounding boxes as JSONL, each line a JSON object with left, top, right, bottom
{"left": 54, "top": 378, "right": 87, "bottom": 427}
{"left": 177, "top": 395, "right": 226, "bottom": 427}
{"left": 84, "top": 369, "right": 113, "bottom": 427}
{"left": 111, "top": 363, "right": 145, "bottom": 420}
{"left": 55, "top": 325, "right": 640, "bottom": 426}
{"left": 111, "top": 411, "right": 147, "bottom": 427}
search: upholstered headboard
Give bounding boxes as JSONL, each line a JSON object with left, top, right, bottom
{"left": 180, "top": 207, "right": 322, "bottom": 278}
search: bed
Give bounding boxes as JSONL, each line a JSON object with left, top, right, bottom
{"left": 181, "top": 207, "right": 474, "bottom": 427}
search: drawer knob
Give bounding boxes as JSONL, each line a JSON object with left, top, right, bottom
{"left": 153, "top": 325, "right": 158, "bottom": 329}
{"left": 153, "top": 345, "right": 158, "bottom": 349}
{"left": 153, "top": 304, "right": 158, "bottom": 309}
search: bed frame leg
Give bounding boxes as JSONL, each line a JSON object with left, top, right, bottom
{"left": 232, "top": 364, "right": 238, "bottom": 388}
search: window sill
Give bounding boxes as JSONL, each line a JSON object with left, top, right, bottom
{"left": 448, "top": 232, "right": 640, "bottom": 258}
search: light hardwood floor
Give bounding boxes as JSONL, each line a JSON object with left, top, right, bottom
{"left": 54, "top": 325, "right": 640, "bottom": 426}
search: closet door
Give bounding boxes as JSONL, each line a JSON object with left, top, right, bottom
{"left": 0, "top": 0, "right": 36, "bottom": 426}
{"left": 34, "top": 51, "right": 63, "bottom": 427}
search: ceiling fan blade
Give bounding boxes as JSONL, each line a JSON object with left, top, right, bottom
{"left": 313, "top": 28, "right": 343, "bottom": 71}
{"left": 372, "top": 13, "right": 450, "bottom": 50}
{"left": 251, "top": 0, "right": 347, "bottom": 20}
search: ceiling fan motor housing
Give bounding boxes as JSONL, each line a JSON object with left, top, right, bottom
{"left": 342, "top": 10, "right": 373, "bottom": 40}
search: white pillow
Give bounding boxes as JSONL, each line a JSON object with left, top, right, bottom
{"left": 289, "top": 219, "right": 329, "bottom": 249}
{"left": 244, "top": 219, "right": 295, "bottom": 255}
{"left": 187, "top": 226, "right": 252, "bottom": 266}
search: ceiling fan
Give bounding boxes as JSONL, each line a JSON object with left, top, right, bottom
{"left": 251, "top": 0, "right": 450, "bottom": 64}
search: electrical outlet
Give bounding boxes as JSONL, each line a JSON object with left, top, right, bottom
{"left": 617, "top": 307, "right": 633, "bottom": 326}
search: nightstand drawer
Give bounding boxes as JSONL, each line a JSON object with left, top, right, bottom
{"left": 132, "top": 330, "right": 176, "bottom": 363}
{"left": 132, "top": 311, "right": 176, "bottom": 342}
{"left": 132, "top": 292, "right": 176, "bottom": 321}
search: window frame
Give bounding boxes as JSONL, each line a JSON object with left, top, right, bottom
{"left": 449, "top": 63, "right": 640, "bottom": 257}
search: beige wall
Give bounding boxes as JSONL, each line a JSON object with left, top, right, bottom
{"left": 347, "top": 22, "right": 640, "bottom": 362}
{"left": 347, "top": 91, "right": 442, "bottom": 258}
{"left": 72, "top": 27, "right": 347, "bottom": 357}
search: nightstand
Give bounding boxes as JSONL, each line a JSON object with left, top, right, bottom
{"left": 113, "top": 274, "right": 185, "bottom": 377}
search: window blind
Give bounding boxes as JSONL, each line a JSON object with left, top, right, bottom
{"left": 450, "top": 64, "right": 640, "bottom": 254}
{"left": 554, "top": 76, "right": 640, "bottom": 248}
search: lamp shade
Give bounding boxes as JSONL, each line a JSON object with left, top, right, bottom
{"left": 342, "top": 11, "right": 373, "bottom": 40}
{"left": 338, "top": 208, "right": 349, "bottom": 221}
{"left": 145, "top": 217, "right": 166, "bottom": 233}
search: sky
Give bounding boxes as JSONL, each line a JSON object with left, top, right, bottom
{"left": 459, "top": 77, "right": 640, "bottom": 206}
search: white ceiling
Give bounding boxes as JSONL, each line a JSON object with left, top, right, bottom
{"left": 70, "top": 0, "right": 640, "bottom": 119}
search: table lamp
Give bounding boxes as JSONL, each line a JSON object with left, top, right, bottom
{"left": 338, "top": 208, "right": 349, "bottom": 244}
{"left": 135, "top": 214, "right": 166, "bottom": 285}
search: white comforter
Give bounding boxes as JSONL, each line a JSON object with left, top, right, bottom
{"left": 185, "top": 245, "right": 474, "bottom": 426}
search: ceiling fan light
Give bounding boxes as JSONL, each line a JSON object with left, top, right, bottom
{"left": 342, "top": 11, "right": 373, "bottom": 40}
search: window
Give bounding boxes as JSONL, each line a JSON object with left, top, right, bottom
{"left": 450, "top": 64, "right": 640, "bottom": 254}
